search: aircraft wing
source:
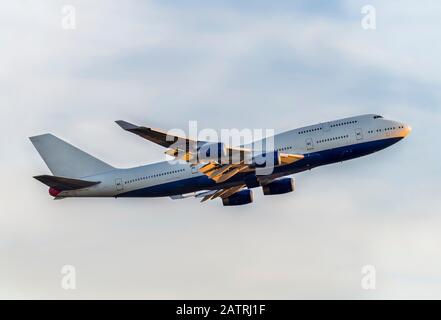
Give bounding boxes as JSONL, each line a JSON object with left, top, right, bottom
{"left": 116, "top": 120, "right": 304, "bottom": 183}
{"left": 115, "top": 120, "right": 204, "bottom": 150}
{"left": 116, "top": 120, "right": 252, "bottom": 162}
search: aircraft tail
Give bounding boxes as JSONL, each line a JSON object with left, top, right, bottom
{"left": 29, "top": 134, "right": 114, "bottom": 178}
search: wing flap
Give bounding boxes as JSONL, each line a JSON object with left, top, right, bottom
{"left": 200, "top": 184, "right": 246, "bottom": 202}
{"left": 280, "top": 153, "right": 304, "bottom": 165}
{"left": 197, "top": 152, "right": 304, "bottom": 184}
{"left": 212, "top": 166, "right": 248, "bottom": 183}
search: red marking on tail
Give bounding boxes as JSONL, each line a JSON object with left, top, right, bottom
{"left": 49, "top": 188, "right": 61, "bottom": 197}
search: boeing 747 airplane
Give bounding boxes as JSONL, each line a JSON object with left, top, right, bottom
{"left": 30, "top": 114, "right": 411, "bottom": 206}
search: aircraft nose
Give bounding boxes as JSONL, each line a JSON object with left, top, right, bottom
{"left": 400, "top": 124, "right": 412, "bottom": 138}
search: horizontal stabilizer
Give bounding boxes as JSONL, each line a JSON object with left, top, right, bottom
{"left": 33, "top": 175, "right": 100, "bottom": 191}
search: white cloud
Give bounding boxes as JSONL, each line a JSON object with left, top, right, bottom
{"left": 0, "top": 0, "right": 440, "bottom": 298}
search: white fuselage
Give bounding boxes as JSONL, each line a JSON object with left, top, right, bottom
{"left": 56, "top": 114, "right": 411, "bottom": 198}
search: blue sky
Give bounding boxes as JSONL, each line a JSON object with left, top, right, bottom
{"left": 1, "top": 0, "right": 440, "bottom": 298}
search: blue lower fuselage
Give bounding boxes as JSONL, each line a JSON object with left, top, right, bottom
{"left": 119, "top": 137, "right": 402, "bottom": 197}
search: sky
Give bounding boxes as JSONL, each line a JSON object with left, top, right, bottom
{"left": 1, "top": 0, "right": 441, "bottom": 299}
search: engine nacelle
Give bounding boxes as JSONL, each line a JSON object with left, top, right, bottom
{"left": 250, "top": 151, "right": 281, "bottom": 168}
{"left": 197, "top": 142, "right": 227, "bottom": 162}
{"left": 222, "top": 189, "right": 253, "bottom": 206}
{"left": 262, "top": 178, "right": 295, "bottom": 195}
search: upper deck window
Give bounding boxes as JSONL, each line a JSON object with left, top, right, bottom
{"left": 330, "top": 120, "right": 357, "bottom": 128}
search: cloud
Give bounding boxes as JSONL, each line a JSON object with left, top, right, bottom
{"left": 0, "top": 0, "right": 440, "bottom": 298}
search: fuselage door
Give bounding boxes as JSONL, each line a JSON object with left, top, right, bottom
{"left": 305, "top": 138, "right": 314, "bottom": 151}
{"left": 191, "top": 165, "right": 198, "bottom": 174}
{"left": 115, "top": 178, "right": 124, "bottom": 191}
{"left": 355, "top": 128, "right": 363, "bottom": 140}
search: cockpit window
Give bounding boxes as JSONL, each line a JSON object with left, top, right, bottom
{"left": 373, "top": 115, "right": 383, "bottom": 119}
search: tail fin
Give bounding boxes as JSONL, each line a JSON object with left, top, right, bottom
{"left": 29, "top": 134, "right": 114, "bottom": 178}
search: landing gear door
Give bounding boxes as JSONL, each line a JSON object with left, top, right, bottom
{"left": 115, "top": 178, "right": 124, "bottom": 191}
{"left": 305, "top": 138, "right": 314, "bottom": 151}
{"left": 355, "top": 128, "right": 363, "bottom": 141}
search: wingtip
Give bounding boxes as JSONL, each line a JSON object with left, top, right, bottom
{"left": 115, "top": 120, "right": 138, "bottom": 130}
{"left": 29, "top": 133, "right": 54, "bottom": 142}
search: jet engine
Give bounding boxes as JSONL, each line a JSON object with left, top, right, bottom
{"left": 262, "top": 178, "right": 295, "bottom": 195}
{"left": 222, "top": 189, "right": 254, "bottom": 206}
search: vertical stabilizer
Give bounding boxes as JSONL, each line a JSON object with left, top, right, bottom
{"left": 29, "top": 134, "right": 114, "bottom": 178}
